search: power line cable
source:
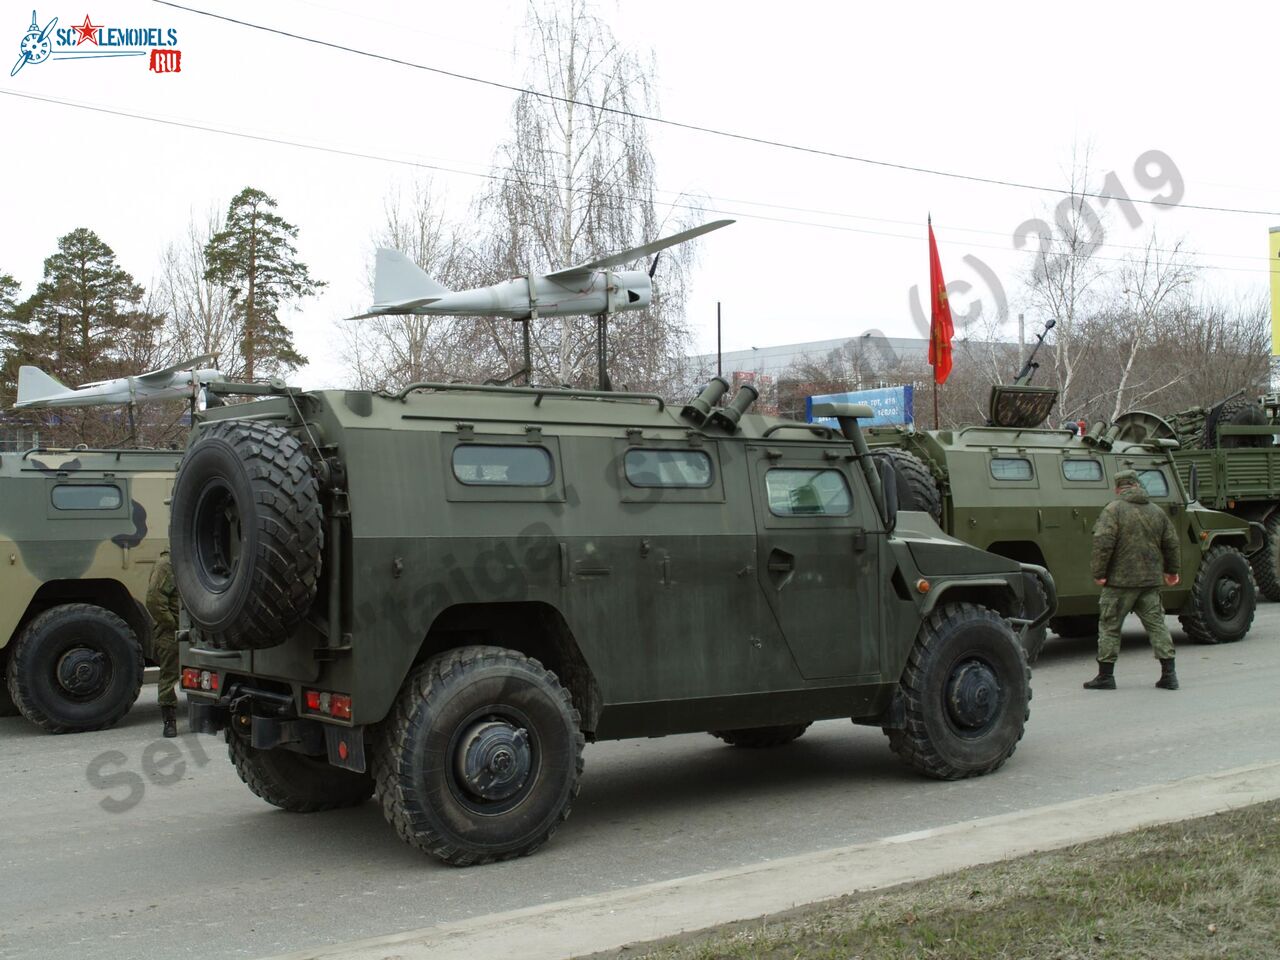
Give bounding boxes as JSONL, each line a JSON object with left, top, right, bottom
{"left": 4, "top": 88, "right": 1275, "bottom": 278}
{"left": 153, "top": 0, "right": 1280, "bottom": 219}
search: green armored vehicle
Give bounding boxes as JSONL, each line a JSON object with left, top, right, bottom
{"left": 865, "top": 384, "right": 1261, "bottom": 662}
{"left": 174, "top": 378, "right": 1053, "bottom": 865}
{"left": 0, "top": 447, "right": 180, "bottom": 732}
{"left": 1114, "top": 392, "right": 1280, "bottom": 600}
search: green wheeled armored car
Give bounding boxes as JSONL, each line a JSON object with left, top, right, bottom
{"left": 174, "top": 378, "right": 1054, "bottom": 865}
{"left": 864, "top": 385, "right": 1261, "bottom": 662}
{"left": 0, "top": 447, "right": 180, "bottom": 732}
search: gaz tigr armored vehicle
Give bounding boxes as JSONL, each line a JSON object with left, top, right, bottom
{"left": 0, "top": 447, "right": 180, "bottom": 732}
{"left": 864, "top": 384, "right": 1261, "bottom": 662}
{"left": 174, "top": 378, "right": 1053, "bottom": 866}
{"left": 1115, "top": 392, "right": 1280, "bottom": 601}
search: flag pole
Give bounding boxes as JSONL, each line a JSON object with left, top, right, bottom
{"left": 928, "top": 212, "right": 939, "bottom": 429}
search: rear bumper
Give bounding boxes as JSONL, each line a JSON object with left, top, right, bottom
{"left": 187, "top": 686, "right": 367, "bottom": 773}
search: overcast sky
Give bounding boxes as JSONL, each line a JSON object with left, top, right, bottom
{"left": 3, "top": 0, "right": 1277, "bottom": 388}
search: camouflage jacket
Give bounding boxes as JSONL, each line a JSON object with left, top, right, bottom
{"left": 146, "top": 550, "right": 180, "bottom": 634}
{"left": 1090, "top": 486, "right": 1180, "bottom": 587}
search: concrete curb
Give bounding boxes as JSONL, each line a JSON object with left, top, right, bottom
{"left": 262, "top": 761, "right": 1280, "bottom": 960}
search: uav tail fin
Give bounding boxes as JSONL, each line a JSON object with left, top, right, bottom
{"left": 15, "top": 366, "right": 71, "bottom": 408}
{"left": 372, "top": 248, "right": 450, "bottom": 311}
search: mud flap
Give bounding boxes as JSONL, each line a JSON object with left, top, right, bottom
{"left": 325, "top": 724, "right": 366, "bottom": 773}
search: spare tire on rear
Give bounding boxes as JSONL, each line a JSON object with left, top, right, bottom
{"left": 170, "top": 420, "right": 324, "bottom": 651}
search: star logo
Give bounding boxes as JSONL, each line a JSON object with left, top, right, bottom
{"left": 72, "top": 14, "right": 100, "bottom": 45}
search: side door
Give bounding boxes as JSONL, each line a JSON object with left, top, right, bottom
{"left": 746, "top": 445, "right": 881, "bottom": 681}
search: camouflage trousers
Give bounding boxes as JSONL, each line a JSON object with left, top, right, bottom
{"left": 154, "top": 629, "right": 179, "bottom": 707}
{"left": 1097, "top": 586, "right": 1175, "bottom": 663}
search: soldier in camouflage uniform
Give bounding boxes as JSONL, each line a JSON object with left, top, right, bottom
{"left": 1085, "top": 469, "right": 1181, "bottom": 690}
{"left": 145, "top": 549, "right": 181, "bottom": 737}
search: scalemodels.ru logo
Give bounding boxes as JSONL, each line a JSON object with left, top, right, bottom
{"left": 11, "top": 9, "right": 182, "bottom": 77}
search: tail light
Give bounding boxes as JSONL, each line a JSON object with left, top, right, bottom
{"left": 303, "top": 688, "right": 353, "bottom": 720}
{"left": 181, "top": 668, "right": 219, "bottom": 692}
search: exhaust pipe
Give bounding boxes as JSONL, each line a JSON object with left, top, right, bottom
{"left": 708, "top": 385, "right": 759, "bottom": 433}
{"left": 681, "top": 377, "right": 730, "bottom": 426}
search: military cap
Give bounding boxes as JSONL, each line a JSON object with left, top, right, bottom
{"left": 1114, "top": 469, "right": 1140, "bottom": 487}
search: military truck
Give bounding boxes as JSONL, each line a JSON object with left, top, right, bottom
{"left": 173, "top": 378, "right": 1053, "bottom": 866}
{"left": 0, "top": 447, "right": 180, "bottom": 732}
{"left": 863, "top": 384, "right": 1261, "bottom": 662}
{"left": 1115, "top": 393, "right": 1280, "bottom": 601}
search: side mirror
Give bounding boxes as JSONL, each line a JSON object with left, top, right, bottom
{"left": 1187, "top": 464, "right": 1199, "bottom": 503}
{"left": 878, "top": 458, "right": 899, "bottom": 532}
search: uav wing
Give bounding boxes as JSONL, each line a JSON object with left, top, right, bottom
{"left": 135, "top": 355, "right": 219, "bottom": 385}
{"left": 545, "top": 219, "right": 735, "bottom": 285}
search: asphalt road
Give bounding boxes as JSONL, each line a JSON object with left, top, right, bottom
{"left": 3, "top": 609, "right": 1279, "bottom": 960}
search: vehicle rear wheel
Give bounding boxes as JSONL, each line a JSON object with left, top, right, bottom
{"left": 709, "top": 722, "right": 811, "bottom": 748}
{"left": 1179, "top": 545, "right": 1257, "bottom": 644}
{"left": 869, "top": 448, "right": 942, "bottom": 524}
{"left": 0, "top": 655, "right": 19, "bottom": 717}
{"left": 169, "top": 420, "right": 323, "bottom": 651}
{"left": 373, "top": 646, "right": 584, "bottom": 866}
{"left": 885, "top": 602, "right": 1029, "bottom": 780}
{"left": 1049, "top": 614, "right": 1099, "bottom": 639}
{"left": 1248, "top": 514, "right": 1280, "bottom": 602}
{"left": 5, "top": 604, "right": 143, "bottom": 733}
{"left": 228, "top": 735, "right": 373, "bottom": 812}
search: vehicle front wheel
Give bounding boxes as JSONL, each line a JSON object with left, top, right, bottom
{"left": 1248, "top": 514, "right": 1280, "bottom": 603}
{"left": 373, "top": 646, "right": 584, "bottom": 866}
{"left": 228, "top": 735, "right": 374, "bottom": 812}
{"left": 885, "top": 602, "right": 1030, "bottom": 780}
{"left": 710, "top": 722, "right": 811, "bottom": 748}
{"left": 1180, "top": 545, "right": 1257, "bottom": 644}
{"left": 6, "top": 603, "right": 143, "bottom": 733}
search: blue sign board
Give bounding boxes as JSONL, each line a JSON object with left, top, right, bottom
{"left": 806, "top": 385, "right": 913, "bottom": 428}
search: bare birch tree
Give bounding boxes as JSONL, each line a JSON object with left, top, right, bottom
{"left": 155, "top": 211, "right": 243, "bottom": 378}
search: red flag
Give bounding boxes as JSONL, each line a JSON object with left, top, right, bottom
{"left": 927, "top": 220, "right": 954, "bottom": 384}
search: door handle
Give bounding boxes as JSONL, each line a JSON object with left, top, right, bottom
{"left": 767, "top": 548, "right": 795, "bottom": 589}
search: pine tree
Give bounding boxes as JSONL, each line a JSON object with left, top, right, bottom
{"left": 204, "top": 188, "right": 323, "bottom": 379}
{"left": 0, "top": 269, "right": 24, "bottom": 406}
{"left": 16, "top": 229, "right": 156, "bottom": 385}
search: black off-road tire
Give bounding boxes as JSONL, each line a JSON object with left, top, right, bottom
{"left": 869, "top": 448, "right": 943, "bottom": 524}
{"left": 1049, "top": 614, "right": 1100, "bottom": 639}
{"left": 0, "top": 655, "right": 19, "bottom": 717}
{"left": 709, "top": 722, "right": 812, "bottom": 748}
{"left": 5, "top": 604, "right": 143, "bottom": 733}
{"left": 169, "top": 420, "right": 323, "bottom": 651}
{"left": 373, "top": 646, "right": 584, "bottom": 867}
{"left": 1249, "top": 514, "right": 1280, "bottom": 602}
{"left": 228, "top": 735, "right": 374, "bottom": 812}
{"left": 1179, "top": 545, "right": 1257, "bottom": 644}
{"left": 1205, "top": 396, "right": 1268, "bottom": 449}
{"left": 885, "top": 603, "right": 1030, "bottom": 780}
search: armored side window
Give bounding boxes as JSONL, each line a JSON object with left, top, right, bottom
{"left": 624, "top": 449, "right": 713, "bottom": 488}
{"left": 452, "top": 445, "right": 554, "bottom": 487}
{"left": 1138, "top": 469, "right": 1170, "bottom": 498}
{"left": 51, "top": 483, "right": 123, "bottom": 510}
{"left": 990, "top": 457, "right": 1034, "bottom": 481}
{"left": 765, "top": 469, "right": 852, "bottom": 517}
{"left": 1062, "top": 459, "right": 1103, "bottom": 481}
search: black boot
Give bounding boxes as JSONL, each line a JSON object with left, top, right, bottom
{"left": 1083, "top": 660, "right": 1116, "bottom": 690}
{"left": 161, "top": 705, "right": 177, "bottom": 738}
{"left": 1156, "top": 658, "right": 1179, "bottom": 690}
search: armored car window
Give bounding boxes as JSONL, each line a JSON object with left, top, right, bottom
{"left": 1062, "top": 459, "right": 1103, "bottom": 481}
{"left": 990, "top": 457, "right": 1034, "bottom": 481}
{"left": 766, "top": 469, "right": 852, "bottom": 517}
{"left": 1138, "top": 469, "right": 1170, "bottom": 497}
{"left": 51, "top": 484, "right": 123, "bottom": 510}
{"left": 624, "top": 449, "right": 713, "bottom": 488}
{"left": 452, "top": 445, "right": 554, "bottom": 486}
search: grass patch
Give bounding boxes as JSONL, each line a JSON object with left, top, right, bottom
{"left": 600, "top": 800, "right": 1280, "bottom": 960}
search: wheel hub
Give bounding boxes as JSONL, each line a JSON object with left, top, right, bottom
{"left": 57, "top": 647, "right": 107, "bottom": 698}
{"left": 946, "top": 659, "right": 1001, "bottom": 731}
{"left": 1214, "top": 577, "right": 1241, "bottom": 616}
{"left": 454, "top": 720, "right": 532, "bottom": 802}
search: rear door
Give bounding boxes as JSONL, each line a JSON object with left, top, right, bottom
{"left": 747, "top": 445, "right": 881, "bottom": 680}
